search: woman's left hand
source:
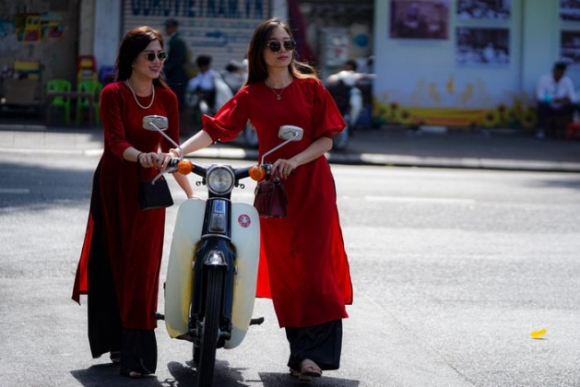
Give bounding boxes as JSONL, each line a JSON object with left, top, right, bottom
{"left": 273, "top": 158, "right": 298, "bottom": 179}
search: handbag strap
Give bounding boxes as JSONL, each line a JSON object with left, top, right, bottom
{"left": 271, "top": 168, "right": 281, "bottom": 182}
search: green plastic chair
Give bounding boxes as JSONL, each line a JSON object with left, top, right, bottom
{"left": 76, "top": 80, "right": 102, "bottom": 126}
{"left": 46, "top": 79, "right": 72, "bottom": 125}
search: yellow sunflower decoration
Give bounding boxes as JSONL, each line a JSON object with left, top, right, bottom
{"left": 482, "top": 109, "right": 501, "bottom": 128}
{"left": 396, "top": 108, "right": 414, "bottom": 125}
{"left": 520, "top": 108, "right": 537, "bottom": 128}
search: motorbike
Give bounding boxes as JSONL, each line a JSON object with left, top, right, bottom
{"left": 142, "top": 115, "right": 303, "bottom": 386}
{"left": 326, "top": 71, "right": 375, "bottom": 151}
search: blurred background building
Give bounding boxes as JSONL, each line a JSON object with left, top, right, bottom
{"left": 1, "top": 0, "right": 579, "bottom": 129}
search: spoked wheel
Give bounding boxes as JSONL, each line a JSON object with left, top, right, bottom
{"left": 195, "top": 266, "right": 224, "bottom": 387}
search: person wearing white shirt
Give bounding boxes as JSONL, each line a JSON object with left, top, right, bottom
{"left": 187, "top": 55, "right": 217, "bottom": 113}
{"left": 536, "top": 61, "right": 577, "bottom": 138}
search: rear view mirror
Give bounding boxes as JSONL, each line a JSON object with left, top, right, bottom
{"left": 142, "top": 115, "right": 181, "bottom": 157}
{"left": 278, "top": 125, "right": 303, "bottom": 141}
{"left": 261, "top": 125, "right": 304, "bottom": 164}
{"left": 143, "top": 115, "right": 168, "bottom": 131}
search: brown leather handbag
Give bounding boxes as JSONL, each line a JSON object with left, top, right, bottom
{"left": 253, "top": 170, "right": 287, "bottom": 218}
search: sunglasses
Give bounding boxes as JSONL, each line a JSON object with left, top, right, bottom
{"left": 143, "top": 52, "right": 167, "bottom": 61}
{"left": 267, "top": 40, "right": 296, "bottom": 52}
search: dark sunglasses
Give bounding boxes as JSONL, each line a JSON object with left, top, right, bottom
{"left": 144, "top": 52, "right": 167, "bottom": 61}
{"left": 267, "top": 40, "right": 296, "bottom": 52}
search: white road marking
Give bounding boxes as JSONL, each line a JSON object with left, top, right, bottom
{"left": 364, "top": 195, "right": 476, "bottom": 205}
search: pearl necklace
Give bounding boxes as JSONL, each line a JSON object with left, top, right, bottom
{"left": 125, "top": 80, "right": 155, "bottom": 109}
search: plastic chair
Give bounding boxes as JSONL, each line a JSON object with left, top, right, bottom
{"left": 46, "top": 79, "right": 72, "bottom": 125}
{"left": 75, "top": 80, "right": 102, "bottom": 126}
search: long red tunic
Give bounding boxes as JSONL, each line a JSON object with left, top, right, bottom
{"left": 72, "top": 81, "right": 180, "bottom": 330}
{"left": 202, "top": 77, "right": 353, "bottom": 328}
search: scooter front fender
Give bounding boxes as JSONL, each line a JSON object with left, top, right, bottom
{"left": 225, "top": 202, "right": 260, "bottom": 349}
{"left": 164, "top": 199, "right": 205, "bottom": 339}
{"left": 164, "top": 199, "right": 261, "bottom": 347}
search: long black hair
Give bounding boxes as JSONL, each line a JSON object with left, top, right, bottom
{"left": 115, "top": 26, "right": 169, "bottom": 88}
{"left": 245, "top": 18, "right": 318, "bottom": 86}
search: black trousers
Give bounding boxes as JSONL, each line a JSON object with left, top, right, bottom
{"left": 285, "top": 319, "right": 343, "bottom": 371}
{"left": 537, "top": 102, "right": 576, "bottom": 136}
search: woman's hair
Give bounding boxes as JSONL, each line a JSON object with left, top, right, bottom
{"left": 115, "top": 26, "right": 168, "bottom": 88}
{"left": 245, "top": 18, "right": 318, "bottom": 85}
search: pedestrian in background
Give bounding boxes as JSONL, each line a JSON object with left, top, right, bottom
{"left": 72, "top": 25, "right": 193, "bottom": 379}
{"left": 163, "top": 19, "right": 190, "bottom": 133}
{"left": 172, "top": 18, "right": 353, "bottom": 382}
{"left": 536, "top": 61, "right": 577, "bottom": 139}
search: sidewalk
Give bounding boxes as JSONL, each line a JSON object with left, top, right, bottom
{"left": 0, "top": 122, "right": 579, "bottom": 172}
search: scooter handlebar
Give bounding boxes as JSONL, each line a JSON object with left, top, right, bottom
{"left": 175, "top": 158, "right": 271, "bottom": 182}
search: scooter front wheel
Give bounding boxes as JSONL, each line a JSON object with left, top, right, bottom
{"left": 195, "top": 266, "right": 224, "bottom": 387}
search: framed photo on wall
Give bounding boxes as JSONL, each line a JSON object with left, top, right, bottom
{"left": 560, "top": 30, "right": 580, "bottom": 65}
{"left": 560, "top": 0, "right": 580, "bottom": 21}
{"left": 389, "top": 0, "right": 449, "bottom": 39}
{"left": 456, "top": 27, "right": 510, "bottom": 64}
{"left": 457, "top": 0, "right": 511, "bottom": 20}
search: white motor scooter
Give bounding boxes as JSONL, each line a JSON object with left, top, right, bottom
{"left": 142, "top": 115, "right": 303, "bottom": 386}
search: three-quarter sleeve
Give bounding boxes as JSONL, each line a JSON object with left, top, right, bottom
{"left": 100, "top": 84, "right": 132, "bottom": 160}
{"left": 202, "top": 92, "right": 249, "bottom": 143}
{"left": 311, "top": 81, "right": 347, "bottom": 140}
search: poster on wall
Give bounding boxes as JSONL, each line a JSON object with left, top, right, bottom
{"left": 560, "top": 30, "right": 580, "bottom": 65}
{"left": 456, "top": 27, "right": 509, "bottom": 64}
{"left": 389, "top": 0, "right": 449, "bottom": 39}
{"left": 457, "top": 0, "right": 511, "bottom": 20}
{"left": 560, "top": 0, "right": 580, "bottom": 21}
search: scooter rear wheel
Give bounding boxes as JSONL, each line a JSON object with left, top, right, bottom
{"left": 195, "top": 266, "right": 224, "bottom": 387}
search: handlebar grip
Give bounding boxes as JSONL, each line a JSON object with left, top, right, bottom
{"left": 168, "top": 158, "right": 180, "bottom": 168}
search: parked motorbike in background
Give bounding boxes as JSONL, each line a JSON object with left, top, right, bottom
{"left": 326, "top": 69, "right": 375, "bottom": 151}
{"left": 143, "top": 115, "right": 303, "bottom": 386}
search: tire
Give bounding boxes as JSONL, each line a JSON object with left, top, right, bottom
{"left": 243, "top": 126, "right": 259, "bottom": 148}
{"left": 195, "top": 267, "right": 224, "bottom": 387}
{"left": 332, "top": 125, "right": 349, "bottom": 151}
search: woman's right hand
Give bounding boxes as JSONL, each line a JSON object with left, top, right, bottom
{"left": 138, "top": 152, "right": 159, "bottom": 168}
{"left": 169, "top": 148, "right": 182, "bottom": 158}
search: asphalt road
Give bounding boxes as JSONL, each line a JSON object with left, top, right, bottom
{"left": 1, "top": 153, "right": 580, "bottom": 387}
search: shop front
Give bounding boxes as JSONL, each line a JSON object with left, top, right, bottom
{"left": 0, "top": 1, "right": 79, "bottom": 114}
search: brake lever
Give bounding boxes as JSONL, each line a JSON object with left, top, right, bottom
{"left": 151, "top": 166, "right": 178, "bottom": 183}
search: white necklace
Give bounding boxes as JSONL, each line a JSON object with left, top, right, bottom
{"left": 125, "top": 79, "right": 155, "bottom": 109}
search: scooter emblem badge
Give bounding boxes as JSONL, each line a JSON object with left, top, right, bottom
{"left": 238, "top": 214, "right": 251, "bottom": 228}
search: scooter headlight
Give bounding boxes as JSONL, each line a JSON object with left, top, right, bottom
{"left": 206, "top": 165, "right": 235, "bottom": 194}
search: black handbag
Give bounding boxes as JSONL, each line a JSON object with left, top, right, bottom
{"left": 138, "top": 164, "right": 174, "bottom": 210}
{"left": 253, "top": 170, "right": 287, "bottom": 218}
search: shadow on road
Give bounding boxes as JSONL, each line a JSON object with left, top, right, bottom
{"left": 71, "top": 363, "right": 163, "bottom": 386}
{"left": 167, "top": 359, "right": 249, "bottom": 386}
{"left": 260, "top": 372, "right": 360, "bottom": 387}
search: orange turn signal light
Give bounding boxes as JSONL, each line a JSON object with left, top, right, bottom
{"left": 249, "top": 165, "right": 266, "bottom": 181}
{"left": 177, "top": 160, "right": 193, "bottom": 175}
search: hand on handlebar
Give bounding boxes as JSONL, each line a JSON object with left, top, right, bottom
{"left": 272, "top": 158, "right": 297, "bottom": 180}
{"left": 169, "top": 147, "right": 182, "bottom": 159}
{"left": 157, "top": 153, "right": 174, "bottom": 173}
{"left": 139, "top": 152, "right": 161, "bottom": 169}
